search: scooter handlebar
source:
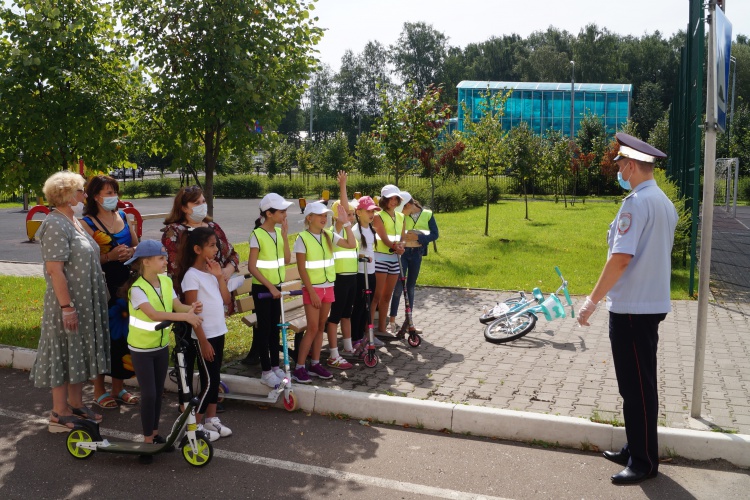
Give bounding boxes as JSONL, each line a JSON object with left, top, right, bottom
{"left": 155, "top": 320, "right": 173, "bottom": 330}
{"left": 258, "top": 290, "right": 303, "bottom": 300}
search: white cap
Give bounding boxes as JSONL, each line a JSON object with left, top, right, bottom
{"left": 303, "top": 201, "right": 332, "bottom": 216}
{"left": 399, "top": 191, "right": 412, "bottom": 205}
{"left": 381, "top": 184, "right": 403, "bottom": 199}
{"left": 260, "top": 193, "right": 293, "bottom": 212}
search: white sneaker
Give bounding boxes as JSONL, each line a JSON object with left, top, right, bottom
{"left": 197, "top": 423, "right": 220, "bottom": 442}
{"left": 372, "top": 336, "right": 386, "bottom": 347}
{"left": 272, "top": 366, "right": 287, "bottom": 381}
{"left": 387, "top": 322, "right": 398, "bottom": 334}
{"left": 261, "top": 370, "right": 282, "bottom": 388}
{"left": 204, "top": 417, "right": 232, "bottom": 437}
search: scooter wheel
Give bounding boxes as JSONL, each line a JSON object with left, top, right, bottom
{"left": 364, "top": 352, "right": 379, "bottom": 368}
{"left": 407, "top": 333, "right": 421, "bottom": 347}
{"left": 217, "top": 380, "right": 229, "bottom": 404}
{"left": 283, "top": 392, "right": 298, "bottom": 412}
{"left": 66, "top": 429, "right": 95, "bottom": 460}
{"left": 182, "top": 436, "right": 213, "bottom": 467}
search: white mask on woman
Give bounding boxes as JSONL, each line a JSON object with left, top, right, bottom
{"left": 188, "top": 203, "right": 208, "bottom": 222}
{"left": 71, "top": 201, "right": 85, "bottom": 217}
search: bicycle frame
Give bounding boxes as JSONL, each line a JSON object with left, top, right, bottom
{"left": 495, "top": 267, "right": 575, "bottom": 326}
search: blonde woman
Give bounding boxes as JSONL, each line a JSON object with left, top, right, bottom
{"left": 31, "top": 171, "right": 110, "bottom": 432}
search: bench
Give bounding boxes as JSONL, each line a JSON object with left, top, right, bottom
{"left": 233, "top": 258, "right": 308, "bottom": 354}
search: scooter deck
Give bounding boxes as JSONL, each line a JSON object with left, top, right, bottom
{"left": 220, "top": 391, "right": 282, "bottom": 403}
{"left": 92, "top": 441, "right": 173, "bottom": 455}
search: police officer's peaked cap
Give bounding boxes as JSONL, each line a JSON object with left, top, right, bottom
{"left": 613, "top": 133, "right": 666, "bottom": 163}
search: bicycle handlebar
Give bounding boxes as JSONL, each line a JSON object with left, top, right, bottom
{"left": 258, "top": 290, "right": 303, "bottom": 300}
{"left": 155, "top": 320, "right": 173, "bottom": 330}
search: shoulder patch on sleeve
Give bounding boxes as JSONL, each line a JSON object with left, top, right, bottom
{"left": 617, "top": 213, "right": 632, "bottom": 234}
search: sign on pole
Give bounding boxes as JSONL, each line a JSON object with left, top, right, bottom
{"left": 714, "top": 7, "right": 732, "bottom": 132}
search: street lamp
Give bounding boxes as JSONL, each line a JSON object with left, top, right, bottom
{"left": 570, "top": 60, "right": 575, "bottom": 139}
{"left": 729, "top": 56, "right": 737, "bottom": 147}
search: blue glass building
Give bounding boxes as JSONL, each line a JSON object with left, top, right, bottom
{"left": 456, "top": 81, "right": 632, "bottom": 136}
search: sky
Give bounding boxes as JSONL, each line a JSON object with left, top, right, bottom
{"left": 312, "top": 0, "right": 750, "bottom": 71}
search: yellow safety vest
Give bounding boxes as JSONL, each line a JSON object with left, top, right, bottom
{"left": 405, "top": 209, "right": 433, "bottom": 234}
{"left": 374, "top": 211, "right": 404, "bottom": 254}
{"left": 298, "top": 230, "right": 336, "bottom": 285}
{"left": 252, "top": 227, "right": 286, "bottom": 285}
{"left": 330, "top": 225, "right": 358, "bottom": 274}
{"left": 128, "top": 275, "right": 173, "bottom": 349}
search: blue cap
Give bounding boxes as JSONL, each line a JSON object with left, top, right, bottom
{"left": 124, "top": 240, "right": 167, "bottom": 266}
{"left": 613, "top": 133, "right": 667, "bottom": 163}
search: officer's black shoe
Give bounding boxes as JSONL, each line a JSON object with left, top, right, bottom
{"left": 603, "top": 450, "right": 630, "bottom": 466}
{"left": 611, "top": 467, "right": 657, "bottom": 485}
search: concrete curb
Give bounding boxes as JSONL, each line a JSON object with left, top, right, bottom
{"left": 5, "top": 345, "right": 749, "bottom": 468}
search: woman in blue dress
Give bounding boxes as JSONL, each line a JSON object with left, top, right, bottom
{"left": 82, "top": 175, "right": 141, "bottom": 410}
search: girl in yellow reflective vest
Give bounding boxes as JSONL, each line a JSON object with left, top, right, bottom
{"left": 248, "top": 193, "right": 293, "bottom": 388}
{"left": 122, "top": 240, "right": 202, "bottom": 458}
{"left": 372, "top": 185, "right": 406, "bottom": 335}
{"left": 292, "top": 171, "right": 356, "bottom": 384}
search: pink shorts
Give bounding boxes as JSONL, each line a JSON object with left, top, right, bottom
{"left": 302, "top": 286, "right": 335, "bottom": 305}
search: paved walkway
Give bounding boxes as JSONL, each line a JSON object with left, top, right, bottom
{"left": 3, "top": 203, "right": 749, "bottom": 436}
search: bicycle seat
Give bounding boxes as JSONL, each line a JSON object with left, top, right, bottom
{"left": 532, "top": 287, "right": 544, "bottom": 303}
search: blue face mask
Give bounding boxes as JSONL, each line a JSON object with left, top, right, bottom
{"left": 101, "top": 196, "right": 119, "bottom": 211}
{"left": 617, "top": 169, "right": 632, "bottom": 191}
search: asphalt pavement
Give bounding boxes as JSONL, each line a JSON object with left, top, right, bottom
{"left": 1, "top": 369, "right": 748, "bottom": 500}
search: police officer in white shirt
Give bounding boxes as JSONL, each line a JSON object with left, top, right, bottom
{"left": 577, "top": 133, "right": 678, "bottom": 485}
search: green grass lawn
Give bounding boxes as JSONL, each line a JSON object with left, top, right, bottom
{"left": 0, "top": 200, "right": 694, "bottom": 353}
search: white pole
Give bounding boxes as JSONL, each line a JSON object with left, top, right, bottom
{"left": 733, "top": 159, "right": 739, "bottom": 218}
{"left": 691, "top": 1, "right": 718, "bottom": 419}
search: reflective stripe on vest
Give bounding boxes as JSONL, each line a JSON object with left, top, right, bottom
{"left": 252, "top": 227, "right": 286, "bottom": 285}
{"left": 331, "top": 226, "right": 358, "bottom": 274}
{"left": 128, "top": 274, "right": 173, "bottom": 349}
{"left": 374, "top": 211, "right": 404, "bottom": 254}
{"left": 404, "top": 209, "right": 432, "bottom": 235}
{"left": 299, "top": 230, "right": 336, "bottom": 284}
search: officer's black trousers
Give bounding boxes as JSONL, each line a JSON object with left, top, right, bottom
{"left": 609, "top": 312, "right": 666, "bottom": 475}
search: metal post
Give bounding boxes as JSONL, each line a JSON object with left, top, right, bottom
{"left": 309, "top": 78, "right": 314, "bottom": 141}
{"left": 733, "top": 159, "right": 739, "bottom": 218}
{"left": 692, "top": 0, "right": 718, "bottom": 419}
{"left": 729, "top": 56, "right": 736, "bottom": 147}
{"left": 570, "top": 61, "right": 575, "bottom": 139}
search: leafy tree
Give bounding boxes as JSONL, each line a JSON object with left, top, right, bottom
{"left": 375, "top": 84, "right": 448, "bottom": 186}
{"left": 318, "top": 132, "right": 350, "bottom": 178}
{"left": 632, "top": 81, "right": 664, "bottom": 139}
{"left": 0, "top": 0, "right": 138, "bottom": 195}
{"left": 306, "top": 63, "right": 343, "bottom": 142}
{"left": 648, "top": 109, "right": 670, "bottom": 170}
{"left": 728, "top": 103, "right": 750, "bottom": 176}
{"left": 515, "top": 28, "right": 574, "bottom": 82}
{"left": 435, "top": 131, "right": 467, "bottom": 180}
{"left": 543, "top": 130, "right": 574, "bottom": 206}
{"left": 296, "top": 142, "right": 314, "bottom": 186}
{"left": 390, "top": 22, "right": 448, "bottom": 97}
{"left": 118, "top": 0, "right": 322, "bottom": 216}
{"left": 572, "top": 25, "right": 622, "bottom": 83}
{"left": 460, "top": 89, "right": 510, "bottom": 236}
{"left": 360, "top": 40, "right": 392, "bottom": 116}
{"left": 462, "top": 35, "right": 526, "bottom": 82}
{"left": 353, "top": 133, "right": 384, "bottom": 177}
{"left": 505, "top": 122, "right": 543, "bottom": 220}
{"left": 336, "top": 49, "right": 365, "bottom": 143}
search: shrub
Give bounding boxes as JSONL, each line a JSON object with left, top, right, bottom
{"left": 143, "top": 179, "right": 178, "bottom": 197}
{"left": 120, "top": 182, "right": 143, "bottom": 198}
{"left": 214, "top": 176, "right": 263, "bottom": 198}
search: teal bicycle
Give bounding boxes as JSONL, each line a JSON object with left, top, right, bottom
{"left": 483, "top": 267, "right": 575, "bottom": 343}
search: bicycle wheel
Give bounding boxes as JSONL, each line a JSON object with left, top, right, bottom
{"left": 484, "top": 312, "right": 537, "bottom": 343}
{"left": 479, "top": 297, "right": 524, "bottom": 324}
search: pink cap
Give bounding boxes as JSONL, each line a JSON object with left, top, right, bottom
{"left": 356, "top": 196, "right": 381, "bottom": 211}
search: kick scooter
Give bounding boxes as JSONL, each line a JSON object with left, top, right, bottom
{"left": 353, "top": 256, "right": 379, "bottom": 367}
{"left": 394, "top": 254, "right": 422, "bottom": 347}
{"left": 65, "top": 321, "right": 214, "bottom": 467}
{"left": 217, "top": 290, "right": 301, "bottom": 411}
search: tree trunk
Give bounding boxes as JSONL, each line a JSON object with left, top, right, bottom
{"left": 524, "top": 180, "right": 529, "bottom": 220}
{"left": 484, "top": 171, "right": 490, "bottom": 236}
{"left": 204, "top": 128, "right": 217, "bottom": 217}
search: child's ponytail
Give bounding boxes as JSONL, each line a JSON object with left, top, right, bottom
{"left": 118, "top": 261, "right": 143, "bottom": 299}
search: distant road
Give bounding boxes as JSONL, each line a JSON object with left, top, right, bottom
{"left": 0, "top": 198, "right": 308, "bottom": 264}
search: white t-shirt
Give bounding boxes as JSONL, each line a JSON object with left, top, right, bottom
{"left": 181, "top": 267, "right": 228, "bottom": 339}
{"left": 353, "top": 224, "right": 376, "bottom": 274}
{"left": 249, "top": 228, "right": 277, "bottom": 248}
{"left": 293, "top": 231, "right": 343, "bottom": 289}
{"left": 130, "top": 284, "right": 178, "bottom": 310}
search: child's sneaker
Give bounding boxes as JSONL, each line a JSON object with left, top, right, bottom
{"left": 308, "top": 363, "right": 333, "bottom": 379}
{"left": 261, "top": 370, "right": 282, "bottom": 388}
{"left": 272, "top": 366, "right": 287, "bottom": 381}
{"left": 204, "top": 417, "right": 232, "bottom": 437}
{"left": 197, "top": 423, "right": 220, "bottom": 442}
{"left": 292, "top": 366, "right": 312, "bottom": 384}
{"left": 326, "top": 356, "right": 353, "bottom": 370}
{"left": 340, "top": 346, "right": 357, "bottom": 357}
{"left": 372, "top": 336, "right": 386, "bottom": 347}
